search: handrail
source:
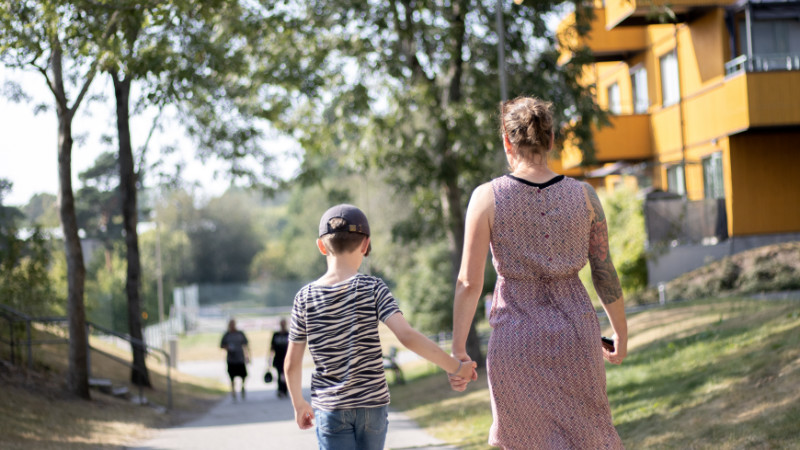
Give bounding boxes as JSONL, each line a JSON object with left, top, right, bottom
{"left": 0, "top": 303, "right": 172, "bottom": 410}
{"left": 725, "top": 53, "right": 800, "bottom": 76}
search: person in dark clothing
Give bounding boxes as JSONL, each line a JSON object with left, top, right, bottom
{"left": 269, "top": 317, "right": 290, "bottom": 398}
{"left": 221, "top": 318, "right": 250, "bottom": 401}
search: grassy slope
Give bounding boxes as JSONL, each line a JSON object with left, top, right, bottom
{"left": 0, "top": 327, "right": 226, "bottom": 449}
{"left": 389, "top": 297, "right": 800, "bottom": 449}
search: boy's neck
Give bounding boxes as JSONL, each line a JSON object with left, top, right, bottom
{"left": 316, "top": 251, "right": 364, "bottom": 286}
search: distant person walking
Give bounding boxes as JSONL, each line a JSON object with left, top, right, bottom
{"left": 450, "top": 96, "right": 628, "bottom": 449}
{"left": 220, "top": 318, "right": 250, "bottom": 401}
{"left": 268, "top": 317, "right": 290, "bottom": 398}
{"left": 285, "top": 204, "right": 476, "bottom": 450}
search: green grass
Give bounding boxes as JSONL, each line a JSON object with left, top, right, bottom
{"left": 389, "top": 297, "right": 800, "bottom": 449}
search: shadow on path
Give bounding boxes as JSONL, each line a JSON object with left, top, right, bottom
{"left": 128, "top": 359, "right": 458, "bottom": 450}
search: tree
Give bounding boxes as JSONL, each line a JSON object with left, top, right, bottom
{"left": 0, "top": 0, "right": 121, "bottom": 398}
{"left": 22, "top": 193, "right": 60, "bottom": 228}
{"left": 0, "top": 180, "right": 57, "bottom": 317}
{"left": 97, "top": 0, "right": 316, "bottom": 385}
{"left": 76, "top": 151, "right": 123, "bottom": 272}
{"left": 188, "top": 190, "right": 263, "bottom": 284}
{"left": 278, "top": 0, "right": 603, "bottom": 364}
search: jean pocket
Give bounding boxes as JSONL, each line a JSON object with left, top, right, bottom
{"left": 364, "top": 406, "right": 388, "bottom": 434}
{"left": 316, "top": 409, "right": 348, "bottom": 434}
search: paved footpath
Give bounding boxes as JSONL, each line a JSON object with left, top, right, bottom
{"left": 128, "top": 358, "right": 457, "bottom": 450}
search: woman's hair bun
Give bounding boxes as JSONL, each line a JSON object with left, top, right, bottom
{"left": 500, "top": 97, "right": 554, "bottom": 160}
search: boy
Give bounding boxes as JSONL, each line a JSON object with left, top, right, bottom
{"left": 285, "top": 204, "right": 476, "bottom": 450}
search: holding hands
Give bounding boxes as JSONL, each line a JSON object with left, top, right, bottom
{"left": 448, "top": 352, "right": 478, "bottom": 392}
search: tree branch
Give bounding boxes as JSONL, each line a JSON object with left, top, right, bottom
{"left": 69, "top": 10, "right": 122, "bottom": 114}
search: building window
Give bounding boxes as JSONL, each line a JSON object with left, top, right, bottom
{"left": 607, "top": 82, "right": 621, "bottom": 115}
{"left": 703, "top": 152, "right": 725, "bottom": 199}
{"left": 630, "top": 67, "right": 649, "bottom": 113}
{"left": 660, "top": 50, "right": 680, "bottom": 107}
{"left": 666, "top": 164, "right": 685, "bottom": 195}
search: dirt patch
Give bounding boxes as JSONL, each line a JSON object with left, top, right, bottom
{"left": 630, "top": 241, "right": 800, "bottom": 305}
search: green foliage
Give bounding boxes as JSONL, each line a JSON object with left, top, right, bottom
{"left": 85, "top": 245, "right": 128, "bottom": 332}
{"left": 187, "top": 189, "right": 265, "bottom": 283}
{"left": 392, "top": 241, "right": 455, "bottom": 334}
{"left": 22, "top": 193, "right": 59, "bottom": 228}
{"left": 75, "top": 151, "right": 124, "bottom": 249}
{"left": 138, "top": 226, "right": 193, "bottom": 324}
{"left": 602, "top": 186, "right": 648, "bottom": 295}
{"left": 0, "top": 180, "right": 58, "bottom": 315}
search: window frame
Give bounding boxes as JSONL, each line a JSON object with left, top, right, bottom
{"left": 666, "top": 163, "right": 686, "bottom": 196}
{"left": 630, "top": 65, "right": 649, "bottom": 114}
{"left": 659, "top": 49, "right": 681, "bottom": 107}
{"left": 702, "top": 152, "right": 725, "bottom": 199}
{"left": 607, "top": 81, "right": 621, "bottom": 115}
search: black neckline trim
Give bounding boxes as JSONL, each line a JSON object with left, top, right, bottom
{"left": 506, "top": 174, "right": 565, "bottom": 189}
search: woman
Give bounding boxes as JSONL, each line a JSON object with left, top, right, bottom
{"left": 451, "top": 96, "right": 627, "bottom": 449}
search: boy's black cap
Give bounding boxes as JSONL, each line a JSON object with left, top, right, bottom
{"left": 318, "top": 204, "right": 370, "bottom": 237}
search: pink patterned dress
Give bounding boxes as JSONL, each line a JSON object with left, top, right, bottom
{"left": 486, "top": 174, "right": 623, "bottom": 449}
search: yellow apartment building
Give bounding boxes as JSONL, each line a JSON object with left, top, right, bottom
{"left": 557, "top": 0, "right": 800, "bottom": 283}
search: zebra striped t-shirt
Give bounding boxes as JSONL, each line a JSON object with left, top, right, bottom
{"left": 289, "top": 273, "right": 401, "bottom": 411}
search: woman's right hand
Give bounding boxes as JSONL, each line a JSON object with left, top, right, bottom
{"left": 602, "top": 333, "right": 627, "bottom": 365}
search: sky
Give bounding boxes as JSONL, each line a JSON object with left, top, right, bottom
{"left": 0, "top": 66, "right": 298, "bottom": 207}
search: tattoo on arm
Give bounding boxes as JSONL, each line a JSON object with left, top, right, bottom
{"left": 585, "top": 185, "right": 622, "bottom": 305}
{"left": 586, "top": 185, "right": 606, "bottom": 224}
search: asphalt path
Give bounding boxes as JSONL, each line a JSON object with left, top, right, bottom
{"left": 128, "top": 358, "right": 458, "bottom": 450}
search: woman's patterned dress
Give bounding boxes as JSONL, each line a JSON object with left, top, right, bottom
{"left": 486, "top": 174, "right": 623, "bottom": 449}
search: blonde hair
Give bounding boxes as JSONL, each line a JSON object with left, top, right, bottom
{"left": 500, "top": 97, "right": 554, "bottom": 161}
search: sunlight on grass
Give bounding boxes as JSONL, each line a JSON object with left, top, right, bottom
{"left": 389, "top": 297, "right": 800, "bottom": 449}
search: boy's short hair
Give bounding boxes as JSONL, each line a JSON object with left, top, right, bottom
{"left": 320, "top": 218, "right": 371, "bottom": 255}
{"left": 318, "top": 204, "right": 371, "bottom": 256}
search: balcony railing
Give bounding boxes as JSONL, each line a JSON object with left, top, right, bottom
{"left": 725, "top": 53, "right": 800, "bottom": 76}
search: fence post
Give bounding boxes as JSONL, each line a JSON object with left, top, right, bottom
{"left": 8, "top": 317, "right": 15, "bottom": 366}
{"left": 86, "top": 324, "right": 92, "bottom": 379}
{"left": 25, "top": 319, "right": 33, "bottom": 372}
{"left": 166, "top": 353, "right": 173, "bottom": 410}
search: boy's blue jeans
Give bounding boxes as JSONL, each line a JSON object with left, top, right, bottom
{"left": 314, "top": 405, "right": 389, "bottom": 450}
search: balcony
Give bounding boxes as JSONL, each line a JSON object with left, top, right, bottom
{"left": 561, "top": 114, "right": 652, "bottom": 169}
{"left": 604, "top": 0, "right": 737, "bottom": 29}
{"left": 725, "top": 53, "right": 800, "bottom": 76}
{"left": 558, "top": 9, "right": 647, "bottom": 62}
{"left": 679, "top": 65, "right": 800, "bottom": 146}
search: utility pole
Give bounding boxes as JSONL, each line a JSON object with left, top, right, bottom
{"left": 497, "top": 0, "right": 509, "bottom": 101}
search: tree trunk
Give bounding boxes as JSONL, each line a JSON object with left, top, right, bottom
{"left": 112, "top": 73, "right": 151, "bottom": 387}
{"left": 57, "top": 104, "right": 90, "bottom": 399}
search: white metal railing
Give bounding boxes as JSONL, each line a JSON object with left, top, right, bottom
{"left": 725, "top": 53, "right": 800, "bottom": 76}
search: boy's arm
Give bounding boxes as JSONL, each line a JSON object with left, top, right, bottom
{"left": 285, "top": 341, "right": 314, "bottom": 429}
{"left": 384, "top": 312, "right": 476, "bottom": 380}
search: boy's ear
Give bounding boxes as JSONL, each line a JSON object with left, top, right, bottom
{"left": 361, "top": 237, "right": 371, "bottom": 256}
{"left": 316, "top": 238, "right": 328, "bottom": 255}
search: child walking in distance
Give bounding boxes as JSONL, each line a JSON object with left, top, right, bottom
{"left": 285, "top": 204, "right": 477, "bottom": 450}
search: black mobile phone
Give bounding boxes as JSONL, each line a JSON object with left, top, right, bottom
{"left": 601, "top": 336, "right": 615, "bottom": 352}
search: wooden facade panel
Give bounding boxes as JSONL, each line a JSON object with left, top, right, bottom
{"left": 682, "top": 79, "right": 749, "bottom": 146}
{"left": 651, "top": 106, "right": 683, "bottom": 160}
{"left": 678, "top": 9, "right": 727, "bottom": 94}
{"left": 747, "top": 72, "right": 800, "bottom": 127}
{"left": 596, "top": 115, "right": 653, "bottom": 160}
{"left": 728, "top": 132, "right": 800, "bottom": 235}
